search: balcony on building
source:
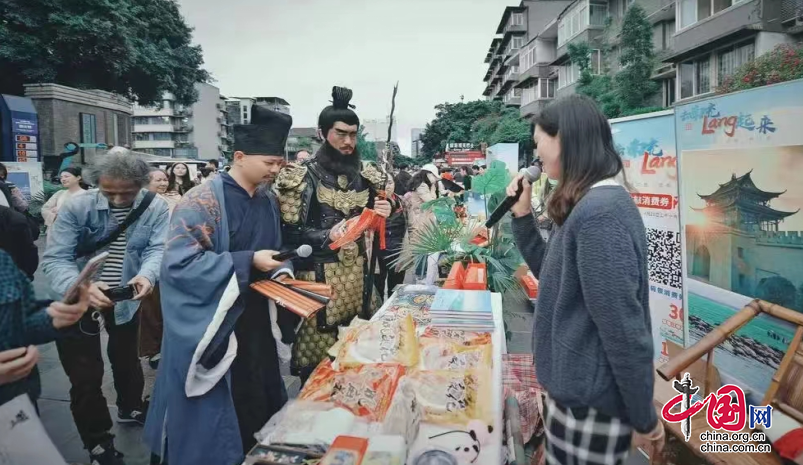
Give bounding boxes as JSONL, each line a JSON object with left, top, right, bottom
{"left": 520, "top": 78, "right": 557, "bottom": 119}
{"left": 173, "top": 122, "right": 192, "bottom": 132}
{"left": 556, "top": 0, "right": 609, "bottom": 59}
{"left": 665, "top": 0, "right": 795, "bottom": 104}
{"left": 133, "top": 139, "right": 176, "bottom": 150}
{"left": 503, "top": 87, "right": 522, "bottom": 107}
{"left": 497, "top": 6, "right": 528, "bottom": 37}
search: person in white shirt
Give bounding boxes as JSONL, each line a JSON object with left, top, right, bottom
{"left": 42, "top": 167, "right": 87, "bottom": 228}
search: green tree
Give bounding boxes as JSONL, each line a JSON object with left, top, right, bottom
{"left": 0, "top": 0, "right": 209, "bottom": 106}
{"left": 614, "top": 4, "right": 659, "bottom": 112}
{"left": 568, "top": 4, "right": 660, "bottom": 118}
{"left": 419, "top": 100, "right": 505, "bottom": 159}
{"left": 356, "top": 125, "right": 377, "bottom": 162}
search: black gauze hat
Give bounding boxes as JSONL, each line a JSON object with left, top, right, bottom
{"left": 233, "top": 106, "right": 293, "bottom": 155}
{"left": 318, "top": 86, "right": 360, "bottom": 136}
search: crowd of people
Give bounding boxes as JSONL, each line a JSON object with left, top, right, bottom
{"left": 0, "top": 92, "right": 662, "bottom": 465}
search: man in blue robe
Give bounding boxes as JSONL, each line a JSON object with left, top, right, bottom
{"left": 144, "top": 107, "right": 297, "bottom": 465}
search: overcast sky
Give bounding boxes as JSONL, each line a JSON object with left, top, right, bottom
{"left": 176, "top": 0, "right": 514, "bottom": 154}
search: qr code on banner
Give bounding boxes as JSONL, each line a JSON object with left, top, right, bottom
{"left": 646, "top": 228, "right": 682, "bottom": 289}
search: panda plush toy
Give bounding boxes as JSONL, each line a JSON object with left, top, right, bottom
{"left": 423, "top": 420, "right": 494, "bottom": 464}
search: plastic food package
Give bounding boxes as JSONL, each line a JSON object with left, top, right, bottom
{"left": 419, "top": 342, "right": 492, "bottom": 371}
{"left": 298, "top": 358, "right": 337, "bottom": 402}
{"left": 420, "top": 327, "right": 492, "bottom": 347}
{"left": 381, "top": 378, "right": 422, "bottom": 446}
{"left": 254, "top": 400, "right": 368, "bottom": 447}
{"left": 335, "top": 313, "right": 419, "bottom": 369}
{"left": 298, "top": 359, "right": 406, "bottom": 422}
{"left": 405, "top": 370, "right": 493, "bottom": 427}
{"left": 364, "top": 435, "right": 408, "bottom": 465}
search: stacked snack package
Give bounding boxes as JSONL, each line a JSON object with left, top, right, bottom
{"left": 299, "top": 359, "right": 405, "bottom": 422}
{"left": 381, "top": 378, "right": 422, "bottom": 446}
{"left": 419, "top": 342, "right": 492, "bottom": 371}
{"left": 419, "top": 327, "right": 492, "bottom": 346}
{"left": 335, "top": 314, "right": 419, "bottom": 369}
{"left": 405, "top": 369, "right": 493, "bottom": 427}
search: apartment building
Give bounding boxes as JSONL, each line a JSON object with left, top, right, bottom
{"left": 486, "top": 0, "right": 803, "bottom": 122}
{"left": 132, "top": 82, "right": 228, "bottom": 160}
{"left": 483, "top": 1, "right": 572, "bottom": 108}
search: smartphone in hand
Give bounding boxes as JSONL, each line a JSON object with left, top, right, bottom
{"left": 102, "top": 285, "right": 136, "bottom": 302}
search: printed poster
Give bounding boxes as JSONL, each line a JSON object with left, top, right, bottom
{"left": 676, "top": 79, "right": 803, "bottom": 398}
{"left": 611, "top": 111, "right": 684, "bottom": 363}
{"left": 4, "top": 161, "right": 44, "bottom": 201}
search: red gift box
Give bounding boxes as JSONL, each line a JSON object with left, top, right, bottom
{"left": 463, "top": 263, "right": 488, "bottom": 290}
{"left": 443, "top": 262, "right": 467, "bottom": 289}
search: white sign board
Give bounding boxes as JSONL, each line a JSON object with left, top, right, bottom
{"left": 4, "top": 161, "right": 44, "bottom": 201}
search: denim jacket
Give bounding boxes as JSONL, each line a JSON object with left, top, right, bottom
{"left": 42, "top": 189, "right": 169, "bottom": 325}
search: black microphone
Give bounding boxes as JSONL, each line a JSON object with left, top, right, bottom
{"left": 272, "top": 244, "right": 313, "bottom": 262}
{"left": 484, "top": 166, "right": 542, "bottom": 229}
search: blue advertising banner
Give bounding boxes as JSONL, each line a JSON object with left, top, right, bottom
{"left": 611, "top": 111, "right": 683, "bottom": 363}
{"left": 676, "top": 79, "right": 803, "bottom": 398}
{"left": 11, "top": 117, "right": 37, "bottom": 135}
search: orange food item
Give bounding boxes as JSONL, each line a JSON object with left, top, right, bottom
{"left": 420, "top": 327, "right": 492, "bottom": 346}
{"left": 298, "top": 359, "right": 405, "bottom": 422}
{"left": 298, "top": 358, "right": 337, "bottom": 402}
{"left": 320, "top": 436, "right": 368, "bottom": 465}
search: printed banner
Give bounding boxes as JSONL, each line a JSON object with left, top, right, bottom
{"left": 4, "top": 162, "right": 44, "bottom": 201}
{"left": 676, "top": 79, "right": 803, "bottom": 398}
{"left": 611, "top": 111, "right": 683, "bottom": 363}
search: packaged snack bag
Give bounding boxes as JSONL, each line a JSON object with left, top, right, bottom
{"left": 298, "top": 358, "right": 337, "bottom": 402}
{"left": 420, "top": 327, "right": 492, "bottom": 346}
{"left": 330, "top": 364, "right": 405, "bottom": 421}
{"left": 336, "top": 314, "right": 419, "bottom": 369}
{"left": 405, "top": 370, "right": 493, "bottom": 427}
{"left": 419, "top": 342, "right": 492, "bottom": 371}
{"left": 299, "top": 359, "right": 405, "bottom": 422}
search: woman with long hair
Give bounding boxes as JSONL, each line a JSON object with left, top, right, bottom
{"left": 167, "top": 162, "right": 195, "bottom": 196}
{"left": 506, "top": 95, "right": 663, "bottom": 464}
{"left": 41, "top": 167, "right": 88, "bottom": 228}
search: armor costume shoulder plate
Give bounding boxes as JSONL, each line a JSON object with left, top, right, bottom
{"left": 276, "top": 163, "right": 308, "bottom": 190}
{"left": 360, "top": 161, "right": 384, "bottom": 189}
{"left": 276, "top": 163, "right": 308, "bottom": 224}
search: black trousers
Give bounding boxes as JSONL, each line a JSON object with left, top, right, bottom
{"left": 376, "top": 252, "right": 405, "bottom": 299}
{"left": 56, "top": 311, "right": 144, "bottom": 450}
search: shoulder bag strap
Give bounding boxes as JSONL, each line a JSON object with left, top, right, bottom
{"left": 77, "top": 191, "right": 156, "bottom": 259}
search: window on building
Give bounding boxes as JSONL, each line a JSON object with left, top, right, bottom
{"left": 511, "top": 12, "right": 524, "bottom": 26}
{"left": 162, "top": 100, "right": 174, "bottom": 110}
{"left": 663, "top": 78, "right": 676, "bottom": 107}
{"left": 679, "top": 62, "right": 694, "bottom": 99}
{"left": 511, "top": 36, "right": 524, "bottom": 50}
{"left": 738, "top": 273, "right": 746, "bottom": 288}
{"left": 678, "top": 0, "right": 744, "bottom": 30}
{"left": 737, "top": 247, "right": 744, "bottom": 258}
{"left": 558, "top": 62, "right": 579, "bottom": 88}
{"left": 679, "top": 55, "right": 713, "bottom": 99}
{"left": 80, "top": 113, "right": 97, "bottom": 147}
{"left": 696, "top": 59, "right": 711, "bottom": 94}
{"left": 718, "top": 41, "right": 755, "bottom": 83}
{"left": 548, "top": 79, "right": 556, "bottom": 97}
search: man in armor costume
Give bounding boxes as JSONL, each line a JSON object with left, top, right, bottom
{"left": 275, "top": 86, "right": 392, "bottom": 381}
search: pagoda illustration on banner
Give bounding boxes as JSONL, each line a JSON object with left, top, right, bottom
{"left": 686, "top": 170, "right": 802, "bottom": 306}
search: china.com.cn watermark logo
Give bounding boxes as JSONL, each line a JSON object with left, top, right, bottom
{"left": 660, "top": 373, "right": 773, "bottom": 453}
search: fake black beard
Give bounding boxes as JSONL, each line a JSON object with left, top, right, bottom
{"left": 314, "top": 141, "right": 361, "bottom": 177}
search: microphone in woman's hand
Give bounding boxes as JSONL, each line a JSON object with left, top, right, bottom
{"left": 484, "top": 165, "right": 542, "bottom": 229}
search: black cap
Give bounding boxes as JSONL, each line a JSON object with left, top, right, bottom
{"left": 233, "top": 106, "right": 293, "bottom": 155}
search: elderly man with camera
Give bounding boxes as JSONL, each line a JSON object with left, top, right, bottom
{"left": 42, "top": 151, "right": 169, "bottom": 465}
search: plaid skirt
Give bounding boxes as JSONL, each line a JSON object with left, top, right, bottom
{"left": 544, "top": 395, "right": 633, "bottom": 465}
